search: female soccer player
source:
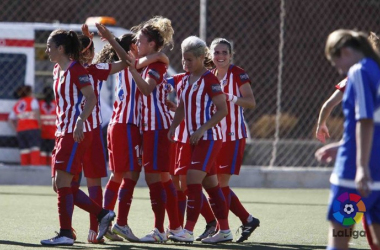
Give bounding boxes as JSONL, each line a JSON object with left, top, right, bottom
{"left": 40, "top": 29, "right": 115, "bottom": 246}
{"left": 78, "top": 23, "right": 131, "bottom": 243}
{"left": 210, "top": 38, "right": 260, "bottom": 243}
{"left": 167, "top": 60, "right": 219, "bottom": 240}
{"left": 325, "top": 29, "right": 380, "bottom": 250}
{"left": 127, "top": 16, "right": 181, "bottom": 242}
{"left": 167, "top": 36, "right": 232, "bottom": 244}
{"left": 9, "top": 85, "right": 41, "bottom": 165}
{"left": 38, "top": 86, "right": 56, "bottom": 166}
{"left": 316, "top": 32, "right": 380, "bottom": 250}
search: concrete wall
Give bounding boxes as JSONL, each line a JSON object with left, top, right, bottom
{"left": 0, "top": 165, "right": 332, "bottom": 188}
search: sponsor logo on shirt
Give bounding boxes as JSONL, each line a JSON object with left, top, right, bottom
{"left": 95, "top": 63, "right": 109, "bottom": 70}
{"left": 211, "top": 84, "right": 222, "bottom": 92}
{"left": 78, "top": 75, "right": 90, "bottom": 84}
{"left": 239, "top": 73, "right": 249, "bottom": 81}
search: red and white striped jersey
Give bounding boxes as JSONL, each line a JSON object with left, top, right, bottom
{"left": 39, "top": 100, "right": 56, "bottom": 139}
{"left": 167, "top": 73, "right": 189, "bottom": 143}
{"left": 211, "top": 65, "right": 249, "bottom": 142}
{"left": 86, "top": 63, "right": 112, "bottom": 129}
{"left": 53, "top": 61, "right": 92, "bottom": 136}
{"left": 140, "top": 62, "right": 172, "bottom": 131}
{"left": 181, "top": 71, "right": 224, "bottom": 140}
{"left": 110, "top": 68, "right": 141, "bottom": 126}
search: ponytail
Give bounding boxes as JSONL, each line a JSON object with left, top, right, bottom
{"left": 49, "top": 29, "right": 82, "bottom": 61}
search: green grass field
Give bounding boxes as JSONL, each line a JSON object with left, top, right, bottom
{"left": 0, "top": 186, "right": 370, "bottom": 249}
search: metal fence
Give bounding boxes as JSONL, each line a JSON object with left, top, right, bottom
{"left": 1, "top": 0, "right": 380, "bottom": 166}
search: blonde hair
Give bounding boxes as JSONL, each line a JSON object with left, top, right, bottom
{"left": 131, "top": 16, "right": 174, "bottom": 51}
{"left": 181, "top": 36, "right": 208, "bottom": 57}
{"left": 325, "top": 29, "right": 380, "bottom": 67}
{"left": 368, "top": 31, "right": 380, "bottom": 52}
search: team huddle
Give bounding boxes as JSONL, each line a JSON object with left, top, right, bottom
{"left": 41, "top": 16, "right": 259, "bottom": 246}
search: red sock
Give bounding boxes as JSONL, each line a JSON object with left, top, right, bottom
{"left": 184, "top": 184, "right": 203, "bottom": 232}
{"left": 363, "top": 217, "right": 379, "bottom": 250}
{"left": 116, "top": 178, "right": 136, "bottom": 226}
{"left": 72, "top": 185, "right": 102, "bottom": 216}
{"left": 221, "top": 186, "right": 231, "bottom": 218}
{"left": 205, "top": 185, "right": 229, "bottom": 230}
{"left": 104, "top": 180, "right": 121, "bottom": 210}
{"left": 88, "top": 186, "right": 103, "bottom": 232}
{"left": 148, "top": 182, "right": 166, "bottom": 233}
{"left": 20, "top": 152, "right": 30, "bottom": 165}
{"left": 230, "top": 188, "right": 250, "bottom": 224}
{"left": 177, "top": 190, "right": 187, "bottom": 227}
{"left": 57, "top": 187, "right": 74, "bottom": 230}
{"left": 30, "top": 150, "right": 40, "bottom": 165}
{"left": 200, "top": 192, "right": 216, "bottom": 223}
{"left": 163, "top": 180, "right": 180, "bottom": 229}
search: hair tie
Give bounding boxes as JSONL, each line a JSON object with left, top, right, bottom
{"left": 81, "top": 39, "right": 93, "bottom": 54}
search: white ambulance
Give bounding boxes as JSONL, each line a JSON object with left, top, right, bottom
{"left": 0, "top": 17, "right": 176, "bottom": 164}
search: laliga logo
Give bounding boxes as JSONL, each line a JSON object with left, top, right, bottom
{"left": 333, "top": 192, "right": 366, "bottom": 226}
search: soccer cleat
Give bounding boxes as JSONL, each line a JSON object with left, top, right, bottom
{"left": 165, "top": 227, "right": 183, "bottom": 238}
{"left": 236, "top": 217, "right": 260, "bottom": 243}
{"left": 201, "top": 230, "right": 233, "bottom": 244}
{"left": 41, "top": 232, "right": 74, "bottom": 246}
{"left": 140, "top": 228, "right": 167, "bottom": 243}
{"left": 71, "top": 228, "right": 77, "bottom": 241}
{"left": 88, "top": 229, "right": 105, "bottom": 244}
{"left": 105, "top": 226, "right": 124, "bottom": 241}
{"left": 168, "top": 229, "right": 194, "bottom": 244}
{"left": 112, "top": 223, "right": 139, "bottom": 242}
{"left": 195, "top": 223, "right": 216, "bottom": 241}
{"left": 96, "top": 210, "right": 116, "bottom": 241}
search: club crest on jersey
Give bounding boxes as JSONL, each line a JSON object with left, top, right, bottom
{"left": 239, "top": 73, "right": 249, "bottom": 81}
{"left": 221, "top": 79, "right": 228, "bottom": 87}
{"left": 118, "top": 89, "right": 124, "bottom": 101}
{"left": 211, "top": 84, "right": 222, "bottom": 92}
{"left": 192, "top": 84, "right": 199, "bottom": 91}
{"left": 78, "top": 75, "right": 90, "bottom": 84}
{"left": 148, "top": 69, "right": 160, "bottom": 81}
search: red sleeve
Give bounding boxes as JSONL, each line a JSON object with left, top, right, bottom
{"left": 72, "top": 64, "right": 91, "bottom": 89}
{"left": 87, "top": 63, "right": 112, "bottom": 81}
{"left": 335, "top": 78, "right": 347, "bottom": 93}
{"left": 204, "top": 73, "right": 224, "bottom": 99}
{"left": 173, "top": 73, "right": 186, "bottom": 86}
{"left": 146, "top": 62, "right": 167, "bottom": 85}
{"left": 233, "top": 66, "right": 251, "bottom": 87}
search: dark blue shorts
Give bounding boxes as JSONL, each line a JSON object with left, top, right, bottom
{"left": 17, "top": 129, "right": 41, "bottom": 150}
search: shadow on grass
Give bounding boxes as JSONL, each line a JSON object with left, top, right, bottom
{"left": 0, "top": 192, "right": 325, "bottom": 207}
{"left": 0, "top": 240, "right": 367, "bottom": 250}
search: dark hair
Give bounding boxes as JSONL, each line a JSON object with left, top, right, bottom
{"left": 95, "top": 33, "right": 135, "bottom": 63}
{"left": 49, "top": 29, "right": 82, "bottom": 61}
{"left": 78, "top": 34, "right": 94, "bottom": 64}
{"left": 325, "top": 29, "right": 380, "bottom": 67}
{"left": 210, "top": 38, "right": 233, "bottom": 55}
{"left": 131, "top": 16, "right": 174, "bottom": 51}
{"left": 43, "top": 86, "right": 54, "bottom": 109}
{"left": 14, "top": 85, "right": 32, "bottom": 99}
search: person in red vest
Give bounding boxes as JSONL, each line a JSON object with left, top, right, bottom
{"left": 39, "top": 86, "right": 56, "bottom": 166}
{"left": 8, "top": 85, "right": 41, "bottom": 165}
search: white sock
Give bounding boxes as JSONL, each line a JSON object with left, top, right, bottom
{"left": 247, "top": 214, "right": 253, "bottom": 223}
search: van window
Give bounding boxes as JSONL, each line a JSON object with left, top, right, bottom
{"left": 0, "top": 53, "right": 27, "bottom": 99}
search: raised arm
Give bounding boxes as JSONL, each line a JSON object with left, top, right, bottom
{"left": 316, "top": 89, "right": 343, "bottom": 143}
{"left": 95, "top": 23, "right": 130, "bottom": 74}
{"left": 136, "top": 52, "right": 169, "bottom": 69}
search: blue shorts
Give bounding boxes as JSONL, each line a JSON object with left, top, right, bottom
{"left": 17, "top": 129, "right": 41, "bottom": 149}
{"left": 327, "top": 184, "right": 380, "bottom": 226}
